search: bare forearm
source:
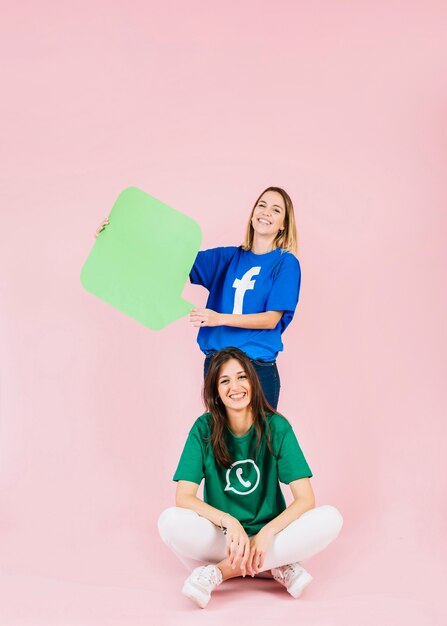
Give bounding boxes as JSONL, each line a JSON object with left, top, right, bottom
{"left": 219, "top": 311, "right": 282, "bottom": 330}
{"left": 189, "top": 309, "right": 283, "bottom": 329}
{"left": 176, "top": 492, "right": 228, "bottom": 528}
{"left": 262, "top": 496, "right": 315, "bottom": 536}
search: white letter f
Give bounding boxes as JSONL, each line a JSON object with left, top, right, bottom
{"left": 232, "top": 267, "right": 261, "bottom": 314}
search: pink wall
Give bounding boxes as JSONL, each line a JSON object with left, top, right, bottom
{"left": 1, "top": 2, "right": 446, "bottom": 624}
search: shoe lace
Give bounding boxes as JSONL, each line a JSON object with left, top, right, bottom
{"left": 282, "top": 563, "right": 301, "bottom": 586}
{"left": 195, "top": 566, "right": 220, "bottom": 588}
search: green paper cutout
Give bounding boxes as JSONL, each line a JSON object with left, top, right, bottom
{"left": 81, "top": 187, "right": 202, "bottom": 330}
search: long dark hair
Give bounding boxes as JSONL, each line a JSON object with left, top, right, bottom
{"left": 203, "top": 347, "right": 276, "bottom": 468}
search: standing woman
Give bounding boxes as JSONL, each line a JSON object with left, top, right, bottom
{"left": 158, "top": 347, "right": 343, "bottom": 609}
{"left": 189, "top": 187, "right": 300, "bottom": 409}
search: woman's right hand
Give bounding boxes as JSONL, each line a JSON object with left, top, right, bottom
{"left": 223, "top": 515, "right": 251, "bottom": 576}
{"left": 95, "top": 218, "right": 110, "bottom": 238}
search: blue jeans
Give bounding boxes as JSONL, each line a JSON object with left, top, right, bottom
{"left": 204, "top": 353, "right": 280, "bottom": 410}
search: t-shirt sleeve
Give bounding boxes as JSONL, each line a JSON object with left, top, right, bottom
{"left": 173, "top": 429, "right": 205, "bottom": 485}
{"left": 190, "top": 247, "right": 238, "bottom": 290}
{"left": 265, "top": 254, "right": 301, "bottom": 332}
{"left": 277, "top": 423, "right": 312, "bottom": 484}
{"left": 189, "top": 249, "right": 216, "bottom": 289}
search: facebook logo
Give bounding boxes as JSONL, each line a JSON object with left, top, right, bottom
{"left": 232, "top": 267, "right": 261, "bottom": 314}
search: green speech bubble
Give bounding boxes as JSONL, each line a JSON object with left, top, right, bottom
{"left": 80, "top": 187, "right": 202, "bottom": 330}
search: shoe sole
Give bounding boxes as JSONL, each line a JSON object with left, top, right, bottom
{"left": 288, "top": 572, "right": 313, "bottom": 598}
{"left": 182, "top": 581, "right": 209, "bottom": 609}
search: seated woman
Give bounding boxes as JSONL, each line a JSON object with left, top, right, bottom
{"left": 158, "top": 347, "right": 343, "bottom": 608}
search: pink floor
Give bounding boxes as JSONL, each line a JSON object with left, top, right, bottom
{"left": 0, "top": 519, "right": 445, "bottom": 625}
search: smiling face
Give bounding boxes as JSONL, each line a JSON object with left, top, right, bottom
{"left": 251, "top": 190, "right": 285, "bottom": 238}
{"left": 217, "top": 358, "right": 252, "bottom": 412}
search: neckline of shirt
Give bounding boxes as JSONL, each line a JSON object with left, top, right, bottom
{"left": 244, "top": 247, "right": 282, "bottom": 258}
{"left": 225, "top": 423, "right": 255, "bottom": 440}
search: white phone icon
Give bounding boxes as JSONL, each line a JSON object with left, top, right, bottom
{"left": 236, "top": 467, "right": 251, "bottom": 488}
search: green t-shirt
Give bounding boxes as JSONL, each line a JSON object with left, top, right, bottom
{"left": 173, "top": 413, "right": 312, "bottom": 535}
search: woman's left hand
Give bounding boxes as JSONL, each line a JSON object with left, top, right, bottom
{"left": 246, "top": 526, "right": 275, "bottom": 576}
{"left": 189, "top": 308, "right": 222, "bottom": 327}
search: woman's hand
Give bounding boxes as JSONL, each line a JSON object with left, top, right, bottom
{"left": 95, "top": 218, "right": 110, "bottom": 238}
{"left": 224, "top": 516, "right": 251, "bottom": 577}
{"left": 246, "top": 526, "right": 275, "bottom": 576}
{"left": 189, "top": 308, "right": 222, "bottom": 327}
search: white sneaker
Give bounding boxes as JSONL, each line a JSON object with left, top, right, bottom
{"left": 182, "top": 564, "right": 223, "bottom": 608}
{"left": 271, "top": 562, "right": 313, "bottom": 598}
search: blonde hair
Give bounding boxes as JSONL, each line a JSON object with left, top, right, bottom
{"left": 242, "top": 187, "right": 298, "bottom": 255}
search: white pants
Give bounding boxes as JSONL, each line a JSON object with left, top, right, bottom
{"left": 158, "top": 505, "right": 343, "bottom": 572}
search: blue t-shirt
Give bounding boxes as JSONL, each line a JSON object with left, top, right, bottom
{"left": 190, "top": 246, "right": 301, "bottom": 361}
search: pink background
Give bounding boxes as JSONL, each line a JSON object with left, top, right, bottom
{"left": 1, "top": 2, "right": 446, "bottom": 624}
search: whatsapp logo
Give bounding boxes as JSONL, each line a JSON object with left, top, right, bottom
{"left": 224, "top": 459, "right": 260, "bottom": 496}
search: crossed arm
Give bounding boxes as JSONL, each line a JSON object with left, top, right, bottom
{"left": 175, "top": 477, "right": 315, "bottom": 577}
